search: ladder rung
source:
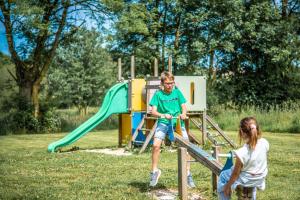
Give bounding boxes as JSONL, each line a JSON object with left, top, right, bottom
{"left": 145, "top": 116, "right": 158, "bottom": 120}
{"left": 134, "top": 141, "right": 144, "bottom": 144}
{"left": 140, "top": 128, "right": 152, "bottom": 132}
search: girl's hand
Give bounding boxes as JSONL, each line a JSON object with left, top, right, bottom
{"left": 223, "top": 183, "right": 232, "bottom": 197}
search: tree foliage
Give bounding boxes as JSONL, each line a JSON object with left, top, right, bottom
{"left": 0, "top": 0, "right": 108, "bottom": 117}
{"left": 106, "top": 0, "right": 300, "bottom": 106}
{"left": 48, "top": 28, "right": 116, "bottom": 115}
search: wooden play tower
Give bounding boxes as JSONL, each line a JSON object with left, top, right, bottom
{"left": 117, "top": 56, "right": 236, "bottom": 152}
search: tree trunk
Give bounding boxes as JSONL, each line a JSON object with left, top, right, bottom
{"left": 282, "top": 0, "right": 288, "bottom": 18}
{"left": 174, "top": 13, "right": 181, "bottom": 73}
{"left": 161, "top": 1, "right": 168, "bottom": 71}
{"left": 155, "top": 0, "right": 161, "bottom": 65}
{"left": 208, "top": 50, "right": 216, "bottom": 87}
{"left": 32, "top": 82, "right": 40, "bottom": 118}
{"left": 19, "top": 82, "right": 33, "bottom": 106}
{"left": 18, "top": 77, "right": 41, "bottom": 118}
{"left": 16, "top": 62, "right": 42, "bottom": 118}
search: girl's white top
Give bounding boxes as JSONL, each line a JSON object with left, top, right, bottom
{"left": 234, "top": 138, "right": 269, "bottom": 189}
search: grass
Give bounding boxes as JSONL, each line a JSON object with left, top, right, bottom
{"left": 208, "top": 102, "right": 300, "bottom": 133}
{"left": 0, "top": 130, "right": 300, "bottom": 200}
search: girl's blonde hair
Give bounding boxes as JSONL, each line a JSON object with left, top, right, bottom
{"left": 239, "top": 117, "right": 262, "bottom": 149}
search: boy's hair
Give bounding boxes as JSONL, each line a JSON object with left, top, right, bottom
{"left": 239, "top": 117, "right": 262, "bottom": 149}
{"left": 160, "top": 71, "right": 174, "bottom": 83}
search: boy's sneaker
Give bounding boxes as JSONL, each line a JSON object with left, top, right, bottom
{"left": 149, "top": 169, "right": 161, "bottom": 187}
{"left": 187, "top": 174, "right": 196, "bottom": 188}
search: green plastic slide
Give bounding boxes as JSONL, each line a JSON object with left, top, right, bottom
{"left": 48, "top": 82, "right": 128, "bottom": 152}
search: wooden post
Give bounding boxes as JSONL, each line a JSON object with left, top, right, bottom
{"left": 118, "top": 114, "right": 122, "bottom": 147}
{"left": 154, "top": 58, "right": 158, "bottom": 77}
{"left": 131, "top": 55, "right": 135, "bottom": 79}
{"left": 118, "top": 58, "right": 122, "bottom": 81}
{"left": 202, "top": 110, "right": 207, "bottom": 145}
{"left": 184, "top": 118, "right": 190, "bottom": 136}
{"left": 212, "top": 145, "right": 221, "bottom": 194}
{"left": 178, "top": 147, "right": 188, "bottom": 200}
{"left": 168, "top": 56, "right": 172, "bottom": 74}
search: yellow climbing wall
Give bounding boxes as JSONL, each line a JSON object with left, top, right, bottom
{"left": 130, "top": 79, "right": 146, "bottom": 111}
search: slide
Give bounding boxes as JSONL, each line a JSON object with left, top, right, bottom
{"left": 48, "top": 82, "right": 128, "bottom": 152}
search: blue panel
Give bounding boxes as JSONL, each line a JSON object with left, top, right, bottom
{"left": 132, "top": 112, "right": 146, "bottom": 143}
{"left": 131, "top": 112, "right": 154, "bottom": 146}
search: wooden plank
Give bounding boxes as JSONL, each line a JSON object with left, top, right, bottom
{"left": 187, "top": 131, "right": 202, "bottom": 145}
{"left": 212, "top": 146, "right": 221, "bottom": 193}
{"left": 175, "top": 134, "right": 223, "bottom": 175}
{"left": 139, "top": 121, "right": 158, "bottom": 154}
{"left": 191, "top": 118, "right": 202, "bottom": 130}
{"left": 118, "top": 58, "right": 122, "bottom": 81}
{"left": 131, "top": 55, "right": 135, "bottom": 79}
{"left": 178, "top": 147, "right": 188, "bottom": 200}
{"left": 202, "top": 111, "right": 207, "bottom": 145}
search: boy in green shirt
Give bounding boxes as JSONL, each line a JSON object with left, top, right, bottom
{"left": 149, "top": 71, "right": 195, "bottom": 188}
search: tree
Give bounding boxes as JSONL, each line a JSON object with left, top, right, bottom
{"left": 214, "top": 0, "right": 300, "bottom": 106}
{"left": 0, "top": 52, "right": 17, "bottom": 106}
{"left": 106, "top": 0, "right": 188, "bottom": 75}
{"left": 47, "top": 28, "right": 116, "bottom": 115}
{"left": 109, "top": 0, "right": 300, "bottom": 106}
{"left": 0, "top": 0, "right": 107, "bottom": 117}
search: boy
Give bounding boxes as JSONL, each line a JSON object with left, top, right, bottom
{"left": 149, "top": 71, "right": 195, "bottom": 188}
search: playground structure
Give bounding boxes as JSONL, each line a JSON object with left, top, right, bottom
{"left": 48, "top": 55, "right": 236, "bottom": 153}
{"left": 47, "top": 55, "right": 240, "bottom": 198}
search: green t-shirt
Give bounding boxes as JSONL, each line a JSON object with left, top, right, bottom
{"left": 150, "top": 88, "right": 187, "bottom": 125}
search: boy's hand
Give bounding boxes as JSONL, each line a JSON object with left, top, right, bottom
{"left": 164, "top": 114, "right": 172, "bottom": 119}
{"left": 180, "top": 113, "right": 187, "bottom": 120}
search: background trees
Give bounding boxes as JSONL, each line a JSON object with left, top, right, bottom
{"left": 47, "top": 28, "right": 116, "bottom": 116}
{"left": 106, "top": 0, "right": 300, "bottom": 106}
{"left": 0, "top": 0, "right": 107, "bottom": 117}
{"left": 0, "top": 0, "right": 299, "bottom": 134}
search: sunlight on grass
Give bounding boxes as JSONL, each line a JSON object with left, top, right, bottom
{"left": 0, "top": 130, "right": 299, "bottom": 199}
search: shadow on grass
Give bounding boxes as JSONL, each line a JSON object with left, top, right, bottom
{"left": 129, "top": 181, "right": 167, "bottom": 193}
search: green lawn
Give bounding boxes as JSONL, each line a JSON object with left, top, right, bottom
{"left": 0, "top": 130, "right": 299, "bottom": 200}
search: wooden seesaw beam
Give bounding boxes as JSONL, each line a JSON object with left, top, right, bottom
{"left": 174, "top": 134, "right": 223, "bottom": 176}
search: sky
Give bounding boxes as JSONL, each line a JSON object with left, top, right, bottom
{"left": 0, "top": 14, "right": 111, "bottom": 57}
{"left": 0, "top": 22, "right": 9, "bottom": 55}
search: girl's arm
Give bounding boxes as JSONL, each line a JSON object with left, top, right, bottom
{"left": 223, "top": 156, "right": 243, "bottom": 196}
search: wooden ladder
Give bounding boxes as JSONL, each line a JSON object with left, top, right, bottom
{"left": 191, "top": 116, "right": 237, "bottom": 148}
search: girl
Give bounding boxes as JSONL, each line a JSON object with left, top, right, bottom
{"left": 218, "top": 117, "right": 269, "bottom": 200}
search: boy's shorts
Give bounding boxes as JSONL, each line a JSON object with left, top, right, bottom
{"left": 154, "top": 123, "right": 189, "bottom": 141}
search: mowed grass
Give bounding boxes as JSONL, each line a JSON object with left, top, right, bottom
{"left": 0, "top": 130, "right": 300, "bottom": 200}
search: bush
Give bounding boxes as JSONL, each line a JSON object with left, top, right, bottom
{"left": 0, "top": 97, "right": 61, "bottom": 135}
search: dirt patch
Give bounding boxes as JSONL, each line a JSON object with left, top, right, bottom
{"left": 148, "top": 189, "right": 204, "bottom": 200}
{"left": 82, "top": 148, "right": 132, "bottom": 156}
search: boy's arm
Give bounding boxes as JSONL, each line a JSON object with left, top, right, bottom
{"left": 180, "top": 104, "right": 187, "bottom": 120}
{"left": 151, "top": 106, "right": 163, "bottom": 118}
{"left": 151, "top": 106, "right": 172, "bottom": 119}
